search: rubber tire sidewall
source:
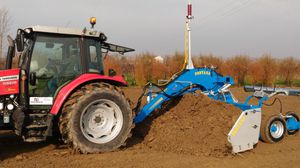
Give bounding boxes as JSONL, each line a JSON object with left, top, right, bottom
{"left": 71, "top": 87, "right": 132, "bottom": 153}
{"left": 260, "top": 115, "right": 287, "bottom": 143}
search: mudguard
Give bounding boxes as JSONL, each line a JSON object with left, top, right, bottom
{"left": 50, "top": 73, "right": 127, "bottom": 115}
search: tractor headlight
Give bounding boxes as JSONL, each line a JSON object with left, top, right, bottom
{"left": 0, "top": 103, "right": 3, "bottom": 110}
{"left": 7, "top": 104, "right": 14, "bottom": 111}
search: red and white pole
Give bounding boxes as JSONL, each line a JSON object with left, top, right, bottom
{"left": 186, "top": 0, "right": 194, "bottom": 69}
{"left": 187, "top": 1, "right": 193, "bottom": 19}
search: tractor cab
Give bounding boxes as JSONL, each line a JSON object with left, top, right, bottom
{"left": 6, "top": 23, "right": 134, "bottom": 103}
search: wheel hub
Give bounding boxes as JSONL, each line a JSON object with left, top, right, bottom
{"left": 94, "top": 116, "right": 102, "bottom": 124}
{"left": 80, "top": 99, "right": 123, "bottom": 144}
{"left": 270, "top": 121, "right": 284, "bottom": 139}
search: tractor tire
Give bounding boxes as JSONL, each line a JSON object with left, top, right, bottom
{"left": 260, "top": 115, "right": 286, "bottom": 143}
{"left": 59, "top": 82, "right": 134, "bottom": 153}
{"left": 285, "top": 111, "right": 299, "bottom": 135}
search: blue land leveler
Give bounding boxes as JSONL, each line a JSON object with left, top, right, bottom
{"left": 134, "top": 1, "right": 300, "bottom": 153}
{"left": 134, "top": 66, "right": 300, "bottom": 153}
{"left": 135, "top": 67, "right": 300, "bottom": 153}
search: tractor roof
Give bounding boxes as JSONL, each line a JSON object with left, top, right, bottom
{"left": 24, "top": 25, "right": 104, "bottom": 37}
{"left": 23, "top": 25, "right": 135, "bottom": 54}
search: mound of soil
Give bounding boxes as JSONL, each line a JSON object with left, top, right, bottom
{"left": 133, "top": 93, "right": 241, "bottom": 157}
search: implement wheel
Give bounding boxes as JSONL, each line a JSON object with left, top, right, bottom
{"left": 285, "top": 111, "right": 299, "bottom": 135}
{"left": 59, "top": 82, "right": 134, "bottom": 153}
{"left": 260, "top": 115, "right": 286, "bottom": 143}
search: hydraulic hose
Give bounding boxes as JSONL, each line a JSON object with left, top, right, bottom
{"left": 263, "top": 97, "right": 283, "bottom": 114}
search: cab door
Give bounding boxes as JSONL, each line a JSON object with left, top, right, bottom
{"left": 28, "top": 34, "right": 82, "bottom": 108}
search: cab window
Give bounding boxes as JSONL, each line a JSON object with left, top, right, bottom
{"left": 86, "top": 39, "right": 104, "bottom": 74}
{"left": 29, "top": 34, "right": 82, "bottom": 97}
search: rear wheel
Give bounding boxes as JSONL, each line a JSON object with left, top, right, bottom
{"left": 59, "top": 82, "right": 134, "bottom": 153}
{"left": 260, "top": 115, "right": 286, "bottom": 143}
{"left": 285, "top": 111, "right": 299, "bottom": 135}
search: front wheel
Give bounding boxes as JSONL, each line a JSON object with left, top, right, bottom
{"left": 260, "top": 115, "right": 287, "bottom": 143}
{"left": 59, "top": 83, "right": 134, "bottom": 153}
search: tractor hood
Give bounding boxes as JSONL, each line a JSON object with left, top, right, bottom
{"left": 0, "top": 68, "right": 20, "bottom": 96}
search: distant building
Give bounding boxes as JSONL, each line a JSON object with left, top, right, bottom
{"left": 154, "top": 56, "right": 164, "bottom": 63}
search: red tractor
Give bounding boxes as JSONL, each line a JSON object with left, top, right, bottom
{"left": 0, "top": 19, "right": 135, "bottom": 153}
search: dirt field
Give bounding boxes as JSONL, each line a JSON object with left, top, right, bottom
{"left": 0, "top": 87, "right": 299, "bottom": 168}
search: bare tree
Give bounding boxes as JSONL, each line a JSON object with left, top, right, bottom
{"left": 227, "top": 55, "right": 251, "bottom": 86}
{"left": 257, "top": 54, "right": 278, "bottom": 86}
{"left": 278, "top": 57, "right": 299, "bottom": 86}
{"left": 0, "top": 7, "right": 11, "bottom": 58}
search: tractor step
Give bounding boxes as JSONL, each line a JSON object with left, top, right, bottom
{"left": 22, "top": 112, "right": 53, "bottom": 143}
{"left": 26, "top": 124, "right": 48, "bottom": 130}
{"left": 29, "top": 113, "right": 48, "bottom": 117}
{"left": 23, "top": 136, "right": 46, "bottom": 143}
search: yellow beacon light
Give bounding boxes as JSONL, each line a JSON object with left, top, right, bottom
{"left": 90, "top": 17, "right": 96, "bottom": 28}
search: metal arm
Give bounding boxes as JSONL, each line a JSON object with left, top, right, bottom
{"left": 244, "top": 85, "right": 300, "bottom": 96}
{"left": 134, "top": 67, "right": 234, "bottom": 123}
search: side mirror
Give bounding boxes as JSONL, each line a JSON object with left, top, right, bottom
{"left": 5, "top": 46, "right": 15, "bottom": 69}
{"left": 99, "top": 33, "right": 107, "bottom": 42}
{"left": 16, "top": 29, "right": 24, "bottom": 52}
{"left": 108, "top": 69, "right": 116, "bottom": 77}
{"left": 5, "top": 35, "right": 15, "bottom": 69}
{"left": 29, "top": 72, "right": 37, "bottom": 86}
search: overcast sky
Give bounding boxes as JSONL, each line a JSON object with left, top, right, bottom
{"left": 1, "top": 0, "right": 299, "bottom": 58}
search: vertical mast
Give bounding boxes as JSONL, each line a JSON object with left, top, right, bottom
{"left": 186, "top": 0, "right": 194, "bottom": 69}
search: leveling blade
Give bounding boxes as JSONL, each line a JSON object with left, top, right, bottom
{"left": 228, "top": 108, "right": 261, "bottom": 153}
